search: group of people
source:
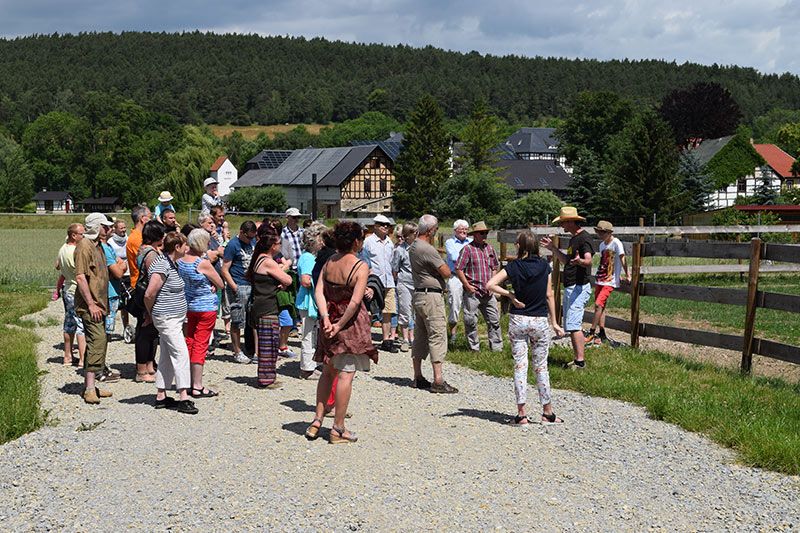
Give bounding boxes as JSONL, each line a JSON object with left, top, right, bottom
{"left": 55, "top": 185, "right": 630, "bottom": 439}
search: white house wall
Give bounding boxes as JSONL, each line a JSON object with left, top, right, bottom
{"left": 708, "top": 167, "right": 782, "bottom": 209}
{"left": 214, "top": 160, "right": 238, "bottom": 196}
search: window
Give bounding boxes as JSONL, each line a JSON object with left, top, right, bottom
{"left": 737, "top": 178, "right": 747, "bottom": 193}
{"left": 370, "top": 158, "right": 379, "bottom": 169}
{"left": 785, "top": 179, "right": 795, "bottom": 189}
{"left": 379, "top": 179, "right": 387, "bottom": 193}
{"left": 364, "top": 178, "right": 371, "bottom": 195}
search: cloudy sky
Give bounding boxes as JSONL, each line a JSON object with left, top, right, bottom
{"left": 1, "top": 0, "right": 798, "bottom": 75}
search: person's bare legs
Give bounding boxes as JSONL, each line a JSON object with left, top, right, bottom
{"left": 279, "top": 326, "right": 291, "bottom": 349}
{"left": 190, "top": 363, "right": 204, "bottom": 392}
{"left": 313, "top": 364, "right": 336, "bottom": 425}
{"left": 382, "top": 316, "right": 393, "bottom": 342}
{"left": 231, "top": 327, "right": 242, "bottom": 354}
{"left": 432, "top": 361, "right": 444, "bottom": 384}
{"left": 412, "top": 357, "right": 423, "bottom": 380}
{"left": 76, "top": 334, "right": 86, "bottom": 367}
{"left": 590, "top": 305, "right": 602, "bottom": 333}
{"left": 63, "top": 332, "right": 73, "bottom": 364}
{"left": 333, "top": 370, "right": 354, "bottom": 434}
{"left": 570, "top": 331, "right": 586, "bottom": 362}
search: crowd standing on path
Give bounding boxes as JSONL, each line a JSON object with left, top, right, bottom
{"left": 54, "top": 182, "right": 625, "bottom": 437}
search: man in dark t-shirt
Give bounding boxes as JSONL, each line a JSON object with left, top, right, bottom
{"left": 542, "top": 207, "right": 594, "bottom": 369}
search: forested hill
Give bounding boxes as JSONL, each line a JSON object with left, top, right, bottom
{"left": 2, "top": 31, "right": 800, "bottom": 127}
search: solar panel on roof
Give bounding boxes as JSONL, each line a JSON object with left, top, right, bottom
{"left": 546, "top": 164, "right": 555, "bottom": 174}
{"left": 513, "top": 177, "right": 523, "bottom": 186}
{"left": 539, "top": 177, "right": 549, "bottom": 187}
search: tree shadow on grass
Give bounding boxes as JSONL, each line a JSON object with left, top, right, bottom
{"left": 371, "top": 376, "right": 415, "bottom": 388}
{"left": 442, "top": 408, "right": 510, "bottom": 425}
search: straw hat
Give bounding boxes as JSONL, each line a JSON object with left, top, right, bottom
{"left": 551, "top": 206, "right": 585, "bottom": 224}
{"left": 158, "top": 191, "right": 174, "bottom": 203}
{"left": 594, "top": 220, "right": 614, "bottom": 233}
{"left": 468, "top": 221, "right": 490, "bottom": 234}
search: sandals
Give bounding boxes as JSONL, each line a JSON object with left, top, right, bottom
{"left": 541, "top": 412, "right": 564, "bottom": 425}
{"left": 511, "top": 415, "right": 530, "bottom": 426}
{"left": 330, "top": 426, "right": 358, "bottom": 444}
{"left": 190, "top": 387, "right": 218, "bottom": 398}
{"left": 305, "top": 418, "right": 323, "bottom": 440}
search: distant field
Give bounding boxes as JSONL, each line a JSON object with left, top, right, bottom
{"left": 0, "top": 229, "right": 65, "bottom": 287}
{"left": 208, "top": 123, "right": 328, "bottom": 140}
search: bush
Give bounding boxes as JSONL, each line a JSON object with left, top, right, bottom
{"left": 498, "top": 191, "right": 563, "bottom": 228}
{"left": 711, "top": 207, "right": 792, "bottom": 243}
{"left": 433, "top": 167, "right": 516, "bottom": 227}
{"left": 227, "top": 186, "right": 288, "bottom": 214}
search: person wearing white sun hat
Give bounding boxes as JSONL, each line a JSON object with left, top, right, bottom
{"left": 201, "top": 176, "right": 221, "bottom": 215}
{"left": 154, "top": 191, "right": 175, "bottom": 223}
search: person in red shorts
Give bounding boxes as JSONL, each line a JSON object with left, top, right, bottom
{"left": 586, "top": 221, "right": 630, "bottom": 346}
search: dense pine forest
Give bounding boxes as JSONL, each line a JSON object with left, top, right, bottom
{"left": 2, "top": 31, "right": 800, "bottom": 130}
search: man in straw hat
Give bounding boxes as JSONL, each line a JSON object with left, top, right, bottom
{"left": 454, "top": 221, "right": 502, "bottom": 352}
{"left": 74, "top": 212, "right": 115, "bottom": 403}
{"left": 541, "top": 206, "right": 595, "bottom": 369}
{"left": 586, "top": 220, "right": 630, "bottom": 346}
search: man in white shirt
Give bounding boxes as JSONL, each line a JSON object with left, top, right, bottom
{"left": 280, "top": 207, "right": 304, "bottom": 271}
{"left": 444, "top": 219, "right": 471, "bottom": 337}
{"left": 363, "top": 214, "right": 398, "bottom": 353}
{"left": 201, "top": 177, "right": 221, "bottom": 214}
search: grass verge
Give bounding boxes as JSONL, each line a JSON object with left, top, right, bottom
{"left": 0, "top": 286, "right": 50, "bottom": 444}
{"left": 448, "top": 338, "right": 800, "bottom": 475}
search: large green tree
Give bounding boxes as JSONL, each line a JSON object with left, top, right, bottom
{"left": 0, "top": 134, "right": 34, "bottom": 211}
{"left": 458, "top": 99, "right": 503, "bottom": 171}
{"left": 677, "top": 151, "right": 715, "bottom": 215}
{"left": 433, "top": 166, "right": 515, "bottom": 227}
{"left": 393, "top": 95, "right": 450, "bottom": 216}
{"left": 158, "top": 125, "right": 221, "bottom": 207}
{"left": 604, "top": 109, "right": 682, "bottom": 223}
{"left": 556, "top": 91, "right": 634, "bottom": 165}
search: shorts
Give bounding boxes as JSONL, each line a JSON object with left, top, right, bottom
{"left": 62, "top": 290, "right": 85, "bottom": 336}
{"left": 105, "top": 297, "right": 119, "bottom": 334}
{"left": 594, "top": 285, "right": 615, "bottom": 309}
{"left": 563, "top": 283, "right": 591, "bottom": 332}
{"left": 219, "top": 286, "right": 231, "bottom": 319}
{"left": 278, "top": 309, "right": 294, "bottom": 327}
{"left": 332, "top": 353, "right": 371, "bottom": 373}
{"left": 382, "top": 287, "right": 397, "bottom": 315}
{"left": 411, "top": 292, "right": 447, "bottom": 363}
{"left": 226, "top": 284, "right": 252, "bottom": 328}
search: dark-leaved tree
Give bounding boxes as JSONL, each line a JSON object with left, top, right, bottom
{"left": 659, "top": 82, "right": 742, "bottom": 146}
{"left": 458, "top": 99, "right": 503, "bottom": 171}
{"left": 393, "top": 95, "right": 450, "bottom": 216}
{"left": 433, "top": 165, "right": 515, "bottom": 227}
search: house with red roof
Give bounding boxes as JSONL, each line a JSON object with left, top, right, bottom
{"left": 209, "top": 155, "right": 238, "bottom": 196}
{"left": 697, "top": 138, "right": 798, "bottom": 209}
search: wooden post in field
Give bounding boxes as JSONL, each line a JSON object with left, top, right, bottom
{"left": 741, "top": 238, "right": 762, "bottom": 374}
{"left": 552, "top": 235, "right": 562, "bottom": 323}
{"left": 438, "top": 233, "right": 444, "bottom": 254}
{"left": 630, "top": 240, "right": 644, "bottom": 348}
{"left": 500, "top": 241, "right": 507, "bottom": 263}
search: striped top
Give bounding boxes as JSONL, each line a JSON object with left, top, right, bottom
{"left": 178, "top": 257, "right": 218, "bottom": 313}
{"left": 149, "top": 255, "right": 187, "bottom": 317}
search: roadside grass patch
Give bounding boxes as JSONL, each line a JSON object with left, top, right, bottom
{"left": 448, "top": 339, "right": 800, "bottom": 475}
{"left": 0, "top": 286, "right": 51, "bottom": 444}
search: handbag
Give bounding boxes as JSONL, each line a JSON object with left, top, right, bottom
{"left": 125, "top": 249, "right": 156, "bottom": 320}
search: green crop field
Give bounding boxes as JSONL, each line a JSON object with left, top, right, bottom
{"left": 0, "top": 229, "right": 66, "bottom": 288}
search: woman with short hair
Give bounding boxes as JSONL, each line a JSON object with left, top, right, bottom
{"left": 296, "top": 222, "right": 326, "bottom": 379}
{"left": 487, "top": 231, "right": 565, "bottom": 425}
{"left": 145, "top": 231, "right": 198, "bottom": 414}
{"left": 133, "top": 221, "right": 165, "bottom": 383}
{"left": 306, "top": 221, "right": 378, "bottom": 443}
{"left": 178, "top": 228, "right": 224, "bottom": 398}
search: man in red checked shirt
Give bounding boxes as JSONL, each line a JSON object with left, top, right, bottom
{"left": 455, "top": 221, "right": 502, "bottom": 352}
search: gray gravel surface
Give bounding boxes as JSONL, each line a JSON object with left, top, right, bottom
{"left": 0, "top": 300, "right": 798, "bottom": 531}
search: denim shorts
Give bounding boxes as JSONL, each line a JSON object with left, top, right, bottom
{"left": 278, "top": 309, "right": 294, "bottom": 327}
{"left": 105, "top": 297, "right": 119, "bottom": 334}
{"left": 62, "top": 290, "right": 84, "bottom": 336}
{"left": 563, "top": 283, "right": 591, "bottom": 332}
{"left": 226, "top": 284, "right": 251, "bottom": 328}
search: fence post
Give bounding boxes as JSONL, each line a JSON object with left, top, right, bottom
{"left": 500, "top": 241, "right": 507, "bottom": 263}
{"left": 630, "top": 240, "right": 644, "bottom": 348}
{"left": 741, "top": 238, "right": 762, "bottom": 374}
{"left": 552, "top": 235, "right": 562, "bottom": 323}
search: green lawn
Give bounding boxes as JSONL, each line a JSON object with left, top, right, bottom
{"left": 448, "top": 334, "right": 800, "bottom": 475}
{"left": 0, "top": 286, "right": 50, "bottom": 444}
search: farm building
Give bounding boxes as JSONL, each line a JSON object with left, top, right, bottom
{"left": 33, "top": 190, "right": 72, "bottom": 213}
{"left": 79, "top": 197, "right": 122, "bottom": 213}
{"left": 232, "top": 144, "right": 396, "bottom": 218}
{"left": 210, "top": 156, "right": 238, "bottom": 196}
{"left": 499, "top": 127, "right": 572, "bottom": 173}
{"left": 492, "top": 159, "right": 572, "bottom": 199}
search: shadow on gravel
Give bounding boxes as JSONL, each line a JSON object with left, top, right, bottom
{"left": 277, "top": 360, "right": 300, "bottom": 377}
{"left": 52, "top": 342, "right": 65, "bottom": 352}
{"left": 46, "top": 356, "right": 66, "bottom": 365}
{"left": 372, "top": 376, "right": 415, "bottom": 388}
{"left": 112, "top": 362, "right": 136, "bottom": 379}
{"left": 282, "top": 420, "right": 314, "bottom": 437}
{"left": 443, "top": 408, "right": 509, "bottom": 425}
{"left": 280, "top": 399, "right": 315, "bottom": 413}
{"left": 225, "top": 375, "right": 261, "bottom": 388}
{"left": 57, "top": 382, "right": 84, "bottom": 396}
{"left": 118, "top": 394, "right": 155, "bottom": 406}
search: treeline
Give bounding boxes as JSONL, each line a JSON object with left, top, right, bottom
{"left": 3, "top": 32, "right": 800, "bottom": 133}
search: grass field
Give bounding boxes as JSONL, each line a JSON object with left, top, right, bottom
{"left": 0, "top": 286, "right": 50, "bottom": 444}
{"left": 208, "top": 123, "right": 328, "bottom": 140}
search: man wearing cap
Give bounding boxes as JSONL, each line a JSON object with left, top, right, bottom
{"left": 154, "top": 191, "right": 175, "bottom": 223}
{"left": 281, "top": 207, "right": 304, "bottom": 270}
{"left": 409, "top": 214, "right": 457, "bottom": 393}
{"left": 586, "top": 220, "right": 630, "bottom": 346}
{"left": 454, "top": 221, "right": 503, "bottom": 352}
{"left": 74, "top": 213, "right": 115, "bottom": 404}
{"left": 202, "top": 177, "right": 221, "bottom": 214}
{"left": 363, "top": 214, "right": 398, "bottom": 353}
{"left": 445, "top": 219, "right": 471, "bottom": 337}
{"left": 542, "top": 206, "right": 595, "bottom": 369}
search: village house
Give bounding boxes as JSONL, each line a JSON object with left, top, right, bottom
{"left": 79, "top": 197, "right": 122, "bottom": 213}
{"left": 500, "top": 127, "right": 572, "bottom": 174}
{"left": 33, "top": 190, "right": 72, "bottom": 213}
{"left": 232, "top": 144, "right": 396, "bottom": 218}
{"left": 492, "top": 158, "right": 572, "bottom": 199}
{"left": 695, "top": 138, "right": 798, "bottom": 209}
{"left": 210, "top": 156, "right": 238, "bottom": 196}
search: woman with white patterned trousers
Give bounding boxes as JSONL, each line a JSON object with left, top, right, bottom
{"left": 487, "top": 230, "right": 565, "bottom": 425}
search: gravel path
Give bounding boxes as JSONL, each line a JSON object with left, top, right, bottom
{"left": 1, "top": 300, "right": 798, "bottom": 531}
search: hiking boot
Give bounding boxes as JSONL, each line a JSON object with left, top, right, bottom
{"left": 233, "top": 351, "right": 251, "bottom": 364}
{"left": 175, "top": 399, "right": 199, "bottom": 415}
{"left": 82, "top": 388, "right": 100, "bottom": 404}
{"left": 94, "top": 387, "right": 112, "bottom": 398}
{"left": 430, "top": 381, "right": 458, "bottom": 394}
{"left": 412, "top": 376, "right": 432, "bottom": 390}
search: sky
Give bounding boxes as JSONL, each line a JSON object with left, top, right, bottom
{"left": 1, "top": 0, "right": 799, "bottom": 75}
